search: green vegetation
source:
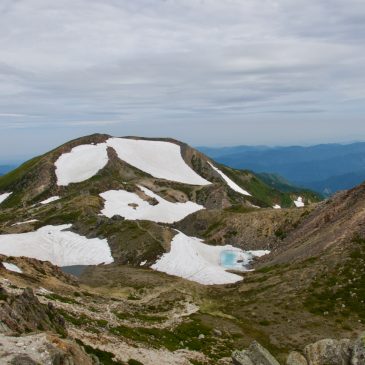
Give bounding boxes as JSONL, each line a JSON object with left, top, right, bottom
{"left": 43, "top": 293, "right": 79, "bottom": 304}
{"left": 0, "top": 156, "right": 41, "bottom": 191}
{"left": 304, "top": 235, "right": 365, "bottom": 320}
{"left": 110, "top": 315, "right": 234, "bottom": 360}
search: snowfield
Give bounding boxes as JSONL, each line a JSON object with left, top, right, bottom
{"left": 273, "top": 204, "right": 281, "bottom": 209}
{"left": 11, "top": 219, "right": 38, "bottom": 226}
{"left": 294, "top": 196, "right": 305, "bottom": 207}
{"left": 100, "top": 186, "right": 204, "bottom": 223}
{"left": 0, "top": 192, "right": 12, "bottom": 205}
{"left": 208, "top": 162, "right": 251, "bottom": 196}
{"left": 40, "top": 196, "right": 60, "bottom": 205}
{"left": 54, "top": 138, "right": 211, "bottom": 186}
{"left": 55, "top": 143, "right": 108, "bottom": 186}
{"left": 151, "top": 231, "right": 268, "bottom": 285}
{"left": 2, "top": 262, "right": 22, "bottom": 273}
{"left": 107, "top": 138, "right": 211, "bottom": 185}
{"left": 0, "top": 225, "right": 113, "bottom": 266}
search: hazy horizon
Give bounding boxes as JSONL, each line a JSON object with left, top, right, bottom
{"left": 1, "top": 0, "right": 365, "bottom": 157}
{"left": 2, "top": 135, "right": 365, "bottom": 165}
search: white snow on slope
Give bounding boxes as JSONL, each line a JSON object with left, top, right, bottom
{"left": 207, "top": 162, "right": 251, "bottom": 196}
{"left": 55, "top": 143, "right": 108, "bottom": 186}
{"left": 100, "top": 186, "right": 204, "bottom": 223}
{"left": 0, "top": 225, "right": 113, "bottom": 266}
{"left": 40, "top": 196, "right": 60, "bottom": 205}
{"left": 273, "top": 204, "right": 281, "bottom": 209}
{"left": 294, "top": 196, "right": 305, "bottom": 207}
{"left": 2, "top": 262, "right": 22, "bottom": 273}
{"left": 107, "top": 138, "right": 211, "bottom": 185}
{"left": 151, "top": 231, "right": 268, "bottom": 285}
{"left": 0, "top": 192, "right": 12, "bottom": 205}
{"left": 11, "top": 219, "right": 38, "bottom": 226}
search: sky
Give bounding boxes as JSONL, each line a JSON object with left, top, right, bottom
{"left": 1, "top": 0, "right": 365, "bottom": 161}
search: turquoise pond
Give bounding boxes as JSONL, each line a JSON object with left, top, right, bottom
{"left": 220, "top": 250, "right": 249, "bottom": 270}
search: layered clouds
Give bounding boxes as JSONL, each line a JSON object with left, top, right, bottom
{"left": 1, "top": 0, "right": 365, "bottom": 158}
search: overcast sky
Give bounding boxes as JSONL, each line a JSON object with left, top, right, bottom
{"left": 1, "top": 0, "right": 365, "bottom": 161}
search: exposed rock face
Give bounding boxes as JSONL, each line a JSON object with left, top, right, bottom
{"left": 304, "top": 339, "right": 352, "bottom": 365}
{"left": 287, "top": 351, "right": 308, "bottom": 365}
{"left": 232, "top": 341, "right": 280, "bottom": 365}
{"left": 0, "top": 332, "right": 96, "bottom": 365}
{"left": 352, "top": 332, "right": 365, "bottom": 365}
{"left": 0, "top": 286, "right": 66, "bottom": 336}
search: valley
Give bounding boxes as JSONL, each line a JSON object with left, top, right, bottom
{"left": 0, "top": 134, "right": 363, "bottom": 365}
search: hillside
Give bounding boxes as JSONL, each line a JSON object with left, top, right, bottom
{"left": 199, "top": 142, "right": 365, "bottom": 196}
{"left": 1, "top": 134, "right": 364, "bottom": 364}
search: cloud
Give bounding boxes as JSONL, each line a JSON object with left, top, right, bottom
{"left": 0, "top": 0, "right": 365, "bottom": 157}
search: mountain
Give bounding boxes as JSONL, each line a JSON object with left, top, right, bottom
{"left": 198, "top": 142, "right": 365, "bottom": 195}
{"left": 1, "top": 134, "right": 364, "bottom": 364}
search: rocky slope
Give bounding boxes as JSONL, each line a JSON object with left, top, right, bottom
{"left": 0, "top": 134, "right": 364, "bottom": 364}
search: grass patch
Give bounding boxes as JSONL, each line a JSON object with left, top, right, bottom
{"left": 304, "top": 235, "right": 365, "bottom": 320}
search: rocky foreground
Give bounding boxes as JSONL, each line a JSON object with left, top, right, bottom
{"left": 0, "top": 283, "right": 364, "bottom": 365}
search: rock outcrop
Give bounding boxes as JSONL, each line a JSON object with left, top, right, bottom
{"left": 0, "top": 286, "right": 66, "bottom": 336}
{"left": 286, "top": 351, "right": 308, "bottom": 365}
{"left": 352, "top": 332, "right": 365, "bottom": 365}
{"left": 304, "top": 338, "right": 351, "bottom": 365}
{"left": 232, "top": 341, "right": 280, "bottom": 365}
{"left": 234, "top": 334, "right": 365, "bottom": 365}
{"left": 0, "top": 332, "right": 96, "bottom": 365}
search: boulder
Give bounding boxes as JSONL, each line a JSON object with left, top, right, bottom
{"left": 232, "top": 341, "right": 280, "bottom": 365}
{"left": 232, "top": 350, "right": 254, "bottom": 365}
{"left": 304, "top": 338, "right": 351, "bottom": 365}
{"left": 287, "top": 351, "right": 308, "bottom": 365}
{"left": 351, "top": 332, "right": 365, "bottom": 365}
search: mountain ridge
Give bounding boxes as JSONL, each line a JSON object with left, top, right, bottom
{"left": 198, "top": 142, "right": 365, "bottom": 195}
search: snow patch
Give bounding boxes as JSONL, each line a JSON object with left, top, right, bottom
{"left": 100, "top": 186, "right": 204, "bottom": 223}
{"left": 11, "top": 219, "right": 38, "bottom": 226}
{"left": 2, "top": 262, "right": 22, "bottom": 273}
{"left": 0, "top": 192, "right": 12, "bottom": 205}
{"left": 0, "top": 225, "right": 113, "bottom": 266}
{"left": 207, "top": 162, "right": 251, "bottom": 196}
{"left": 273, "top": 204, "right": 281, "bottom": 209}
{"left": 55, "top": 143, "right": 108, "bottom": 186}
{"left": 151, "top": 231, "right": 268, "bottom": 285}
{"left": 40, "top": 196, "right": 60, "bottom": 205}
{"left": 294, "top": 196, "right": 305, "bottom": 207}
{"left": 107, "top": 138, "right": 211, "bottom": 185}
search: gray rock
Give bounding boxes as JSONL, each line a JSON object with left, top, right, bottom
{"left": 232, "top": 341, "right": 280, "bottom": 365}
{"left": 232, "top": 350, "right": 254, "bottom": 365}
{"left": 10, "top": 354, "right": 37, "bottom": 365}
{"left": 351, "top": 332, "right": 365, "bottom": 365}
{"left": 304, "top": 338, "right": 351, "bottom": 365}
{"left": 287, "top": 351, "right": 308, "bottom": 365}
{"left": 213, "top": 328, "right": 223, "bottom": 336}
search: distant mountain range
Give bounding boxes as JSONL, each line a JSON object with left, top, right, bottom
{"left": 0, "top": 165, "right": 17, "bottom": 176}
{"left": 198, "top": 142, "right": 365, "bottom": 196}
